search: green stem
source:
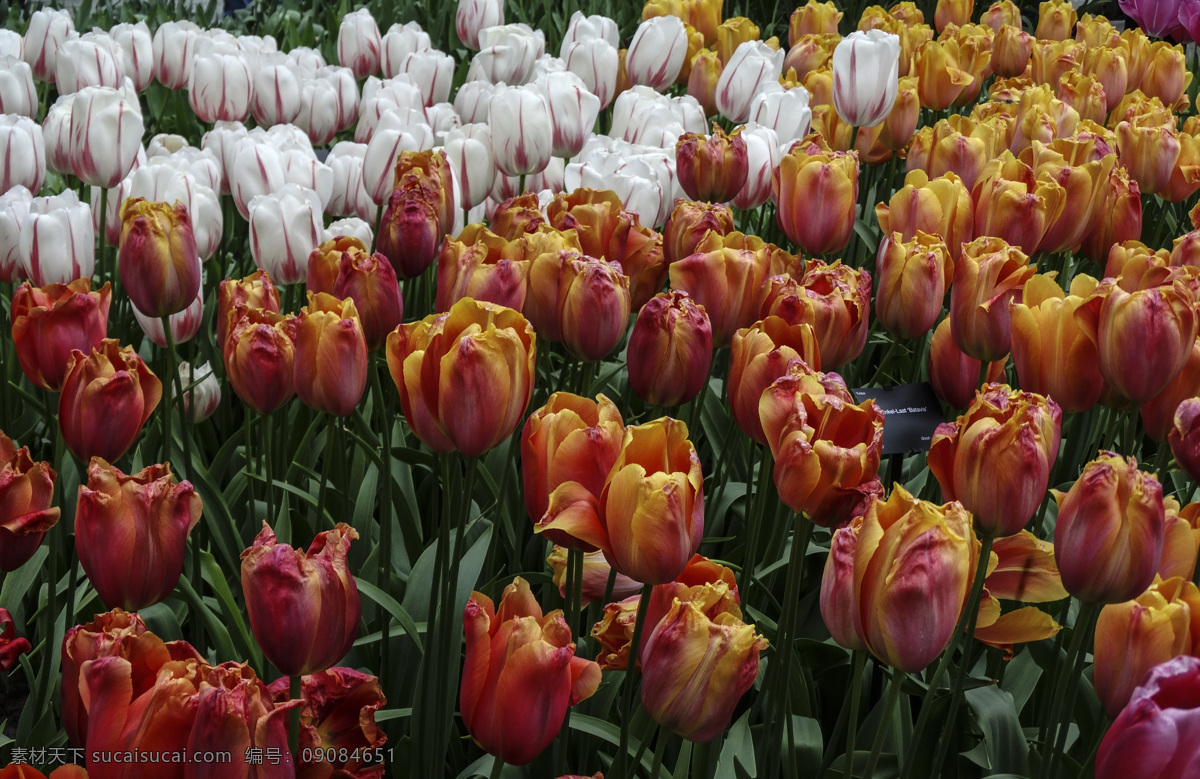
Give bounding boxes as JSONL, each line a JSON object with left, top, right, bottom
{"left": 841, "top": 650, "right": 867, "bottom": 779}
{"left": 288, "top": 674, "right": 301, "bottom": 757}
{"left": 245, "top": 406, "right": 256, "bottom": 524}
{"left": 488, "top": 755, "right": 505, "bottom": 779}
{"left": 902, "top": 533, "right": 995, "bottom": 779}
{"left": 650, "top": 723, "right": 669, "bottom": 778}
{"left": 1043, "top": 601, "right": 1101, "bottom": 779}
{"left": 868, "top": 337, "right": 903, "bottom": 387}
{"left": 764, "top": 515, "right": 814, "bottom": 779}
{"left": 862, "top": 665, "right": 905, "bottom": 779}
{"left": 616, "top": 586, "right": 656, "bottom": 779}
{"left": 738, "top": 445, "right": 773, "bottom": 604}
{"left": 930, "top": 535, "right": 997, "bottom": 775}
{"left": 160, "top": 315, "right": 177, "bottom": 465}
{"left": 263, "top": 410, "right": 275, "bottom": 533}
{"left": 370, "top": 361, "right": 395, "bottom": 697}
{"left": 315, "top": 414, "right": 337, "bottom": 531}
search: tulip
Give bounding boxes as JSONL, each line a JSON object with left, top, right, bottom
{"left": 151, "top": 21, "right": 199, "bottom": 89}
{"left": 336, "top": 8, "right": 381, "bottom": 79}
{"left": 832, "top": 29, "right": 900, "bottom": 128}
{"left": 0, "top": 115, "right": 44, "bottom": 196}
{"left": 558, "top": 256, "right": 632, "bottom": 362}
{"left": 1118, "top": 0, "right": 1186, "bottom": 39}
{"left": 1095, "top": 655, "right": 1200, "bottom": 779}
{"left": 23, "top": 8, "right": 74, "bottom": 83}
{"left": 131, "top": 281, "right": 202, "bottom": 350}
{"left": 549, "top": 547, "right": 641, "bottom": 606}
{"left": 116, "top": 198, "right": 200, "bottom": 319}
{"left": 223, "top": 307, "right": 298, "bottom": 415}
{"left": 522, "top": 392, "right": 625, "bottom": 541}
{"left": 1171, "top": 398, "right": 1200, "bottom": 484}
{"left": 436, "top": 224, "right": 529, "bottom": 312}
{"left": 875, "top": 232, "right": 954, "bottom": 340}
{"left": 382, "top": 22, "right": 431, "bottom": 77}
{"left": 68, "top": 86, "right": 143, "bottom": 189}
{"left": 241, "top": 521, "right": 361, "bottom": 677}
{"left": 823, "top": 485, "right": 977, "bottom": 670}
{"left": 10, "top": 279, "right": 111, "bottom": 392}
{"left": 387, "top": 298, "right": 536, "bottom": 457}
{"left": 58, "top": 340, "right": 161, "bottom": 464}
{"left": 668, "top": 230, "right": 775, "bottom": 348}
{"left": 685, "top": 47, "right": 722, "bottom": 118}
{"left": 562, "top": 11, "right": 620, "bottom": 51}
{"left": 773, "top": 136, "right": 858, "bottom": 256}
{"left": 715, "top": 41, "right": 785, "bottom": 123}
{"left": 375, "top": 190, "right": 444, "bottom": 282}
{"left": 75, "top": 458, "right": 201, "bottom": 611}
{"left": 293, "top": 293, "right": 368, "bottom": 416}
{"left": 174, "top": 361, "right": 220, "bottom": 424}
{"left": 331, "top": 246, "right": 403, "bottom": 350}
{"left": 55, "top": 34, "right": 124, "bottom": 96}
{"left": 759, "top": 259, "right": 872, "bottom": 369}
{"left": 1094, "top": 576, "right": 1200, "bottom": 719}
{"left": 1074, "top": 277, "right": 1198, "bottom": 404}
{"left": 949, "top": 236, "right": 1036, "bottom": 363}
{"left": 759, "top": 372, "right": 884, "bottom": 525}
{"left": 229, "top": 138, "right": 286, "bottom": 220}
{"left": 676, "top": 126, "right": 748, "bottom": 204}
{"left": 0, "top": 434, "right": 59, "bottom": 573}
{"left": 641, "top": 598, "right": 767, "bottom": 741}
{"left": 790, "top": 2, "right": 842, "bottom": 41}
{"left": 1009, "top": 273, "right": 1105, "bottom": 413}
{"left": 1082, "top": 164, "right": 1144, "bottom": 267}
{"left": 60, "top": 609, "right": 203, "bottom": 748}
{"left": 929, "top": 317, "right": 1008, "bottom": 409}
{"left": 21, "top": 192, "right": 93, "bottom": 286}
{"left": 110, "top": 22, "right": 153, "bottom": 93}
{"left": 661, "top": 201, "right": 731, "bottom": 266}
{"left": 628, "top": 291, "right": 713, "bottom": 407}
{"left": 0, "top": 608, "right": 31, "bottom": 674}
{"left": 0, "top": 55, "right": 36, "bottom": 117}
{"left": 1141, "top": 336, "right": 1200, "bottom": 442}
{"left": 461, "top": 577, "right": 600, "bottom": 765}
{"left": 0, "top": 186, "right": 30, "bottom": 282}
{"left": 1054, "top": 452, "right": 1165, "bottom": 604}
{"left": 540, "top": 71, "right": 601, "bottom": 159}
{"left": 539, "top": 418, "right": 704, "bottom": 585}
{"left": 626, "top": 15, "right": 689, "bottom": 92}
{"left": 728, "top": 317, "right": 821, "bottom": 444}
{"left": 457, "top": 0, "right": 505, "bottom": 50}
{"left": 186, "top": 47, "right": 252, "bottom": 124}
{"left": 564, "top": 37, "right": 619, "bottom": 110}
{"left": 216, "top": 269, "right": 280, "bottom": 350}
{"left": 929, "top": 384, "right": 1062, "bottom": 538}
{"left": 248, "top": 184, "right": 325, "bottom": 286}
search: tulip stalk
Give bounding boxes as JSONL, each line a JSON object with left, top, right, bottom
{"left": 862, "top": 664, "right": 905, "bottom": 779}
{"left": 1042, "top": 601, "right": 1101, "bottom": 779}
{"left": 615, "top": 585, "right": 655, "bottom": 779}
{"left": 737, "top": 445, "right": 774, "bottom": 603}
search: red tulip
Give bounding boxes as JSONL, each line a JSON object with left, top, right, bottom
{"left": 58, "top": 339, "right": 161, "bottom": 463}
{"left": 10, "top": 279, "right": 111, "bottom": 392}
{"left": 0, "top": 432, "right": 60, "bottom": 572}
{"left": 1096, "top": 655, "right": 1200, "bottom": 779}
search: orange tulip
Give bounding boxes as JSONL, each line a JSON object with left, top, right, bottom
{"left": 627, "top": 290, "right": 714, "bottom": 407}
{"left": 223, "top": 307, "right": 298, "bottom": 415}
{"left": 982, "top": 0, "right": 1020, "bottom": 30}
{"left": 117, "top": 198, "right": 201, "bottom": 319}
{"left": 1054, "top": 452, "right": 1165, "bottom": 604}
{"left": 1163, "top": 116, "right": 1200, "bottom": 204}
{"left": 915, "top": 39, "right": 974, "bottom": 110}
{"left": 714, "top": 17, "right": 761, "bottom": 65}
{"left": 241, "top": 521, "right": 361, "bottom": 676}
{"left": 782, "top": 34, "right": 839, "bottom": 84}
{"left": 973, "top": 531, "right": 1066, "bottom": 656}
{"left": 992, "top": 25, "right": 1033, "bottom": 78}
{"left": 438, "top": 224, "right": 533, "bottom": 313}
{"left": 759, "top": 259, "right": 872, "bottom": 368}
{"left": 216, "top": 270, "right": 280, "bottom": 352}
{"left": 1009, "top": 273, "right": 1105, "bottom": 413}
{"left": 548, "top": 546, "right": 642, "bottom": 607}
{"left": 929, "top": 384, "right": 1062, "bottom": 538}
{"left": 663, "top": 200, "right": 735, "bottom": 265}
{"left": 928, "top": 317, "right": 1008, "bottom": 409}
{"left": 973, "top": 152, "right": 1067, "bottom": 256}
{"left": 306, "top": 235, "right": 366, "bottom": 296}
{"left": 1020, "top": 139, "right": 1117, "bottom": 255}
{"left": 60, "top": 609, "right": 203, "bottom": 748}
{"left": 878, "top": 75, "right": 920, "bottom": 153}
{"left": 728, "top": 316, "right": 821, "bottom": 444}
{"left": 874, "top": 232, "right": 954, "bottom": 340}
{"left": 1035, "top": 0, "right": 1076, "bottom": 41}
{"left": 387, "top": 298, "right": 535, "bottom": 457}
{"left": 772, "top": 134, "right": 858, "bottom": 256}
{"left": 686, "top": 48, "right": 723, "bottom": 116}
{"left": 676, "top": 125, "right": 749, "bottom": 204}
{"left": 1116, "top": 120, "right": 1181, "bottom": 197}
{"left": 558, "top": 256, "right": 632, "bottom": 362}
{"left": 293, "top": 292, "right": 368, "bottom": 416}
{"left": 461, "top": 578, "right": 600, "bottom": 765}
{"left": 668, "top": 229, "right": 775, "bottom": 348}
{"left": 391, "top": 148, "right": 457, "bottom": 243}
{"left": 522, "top": 392, "right": 625, "bottom": 540}
{"left": 1140, "top": 41, "right": 1192, "bottom": 108}
{"left": 75, "top": 458, "right": 201, "bottom": 611}
{"left": 1094, "top": 576, "right": 1200, "bottom": 717}
{"left": 0, "top": 433, "right": 59, "bottom": 572}
{"left": 1031, "top": 38, "right": 1084, "bottom": 88}
{"left": 11, "top": 279, "right": 111, "bottom": 392}
{"left": 59, "top": 340, "right": 161, "bottom": 463}
{"left": 1008, "top": 84, "right": 1080, "bottom": 156}
{"left": 949, "top": 236, "right": 1036, "bottom": 363}
{"left": 821, "top": 485, "right": 978, "bottom": 671}
{"left": 758, "top": 368, "right": 884, "bottom": 525}
{"left": 1082, "top": 44, "right": 1128, "bottom": 113}
{"left": 1080, "top": 163, "right": 1143, "bottom": 267}
{"left": 332, "top": 245, "right": 404, "bottom": 351}
{"left": 1056, "top": 70, "right": 1108, "bottom": 125}
{"left": 489, "top": 193, "right": 546, "bottom": 240}
{"left": 1074, "top": 277, "right": 1198, "bottom": 403}
{"left": 875, "top": 169, "right": 973, "bottom": 260}
{"left": 1141, "top": 338, "right": 1200, "bottom": 442}
{"left": 0, "top": 764, "right": 88, "bottom": 778}
{"left": 790, "top": 1, "right": 842, "bottom": 42}
{"left": 935, "top": 0, "right": 973, "bottom": 33}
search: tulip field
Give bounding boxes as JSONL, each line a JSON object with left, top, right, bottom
{"left": 7, "top": 0, "right": 1200, "bottom": 776}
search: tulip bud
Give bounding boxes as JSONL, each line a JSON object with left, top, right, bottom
{"left": 929, "top": 384, "right": 1062, "bottom": 538}
{"left": 59, "top": 339, "right": 161, "bottom": 464}
{"left": 337, "top": 8, "right": 382, "bottom": 79}
{"left": 0, "top": 55, "right": 36, "bottom": 117}
{"left": 386, "top": 298, "right": 536, "bottom": 457}
{"left": 241, "top": 522, "right": 361, "bottom": 677}
{"left": 949, "top": 236, "right": 1036, "bottom": 363}
{"left": 540, "top": 71, "right": 601, "bottom": 159}
{"left": 217, "top": 269, "right": 280, "bottom": 350}
{"left": 248, "top": 184, "right": 325, "bottom": 286}
{"left": 626, "top": 16, "right": 689, "bottom": 92}
{"left": 558, "top": 256, "right": 632, "bottom": 362}
{"left": 669, "top": 230, "right": 776, "bottom": 348}
{"left": 0, "top": 115, "right": 45, "bottom": 196}
{"left": 187, "top": 47, "right": 252, "bottom": 123}
{"left": 1074, "top": 278, "right": 1198, "bottom": 404}
{"left": 759, "top": 259, "right": 872, "bottom": 369}
{"left": 663, "top": 200, "right": 734, "bottom": 265}
{"left": 110, "top": 22, "right": 153, "bottom": 93}
{"left": 772, "top": 136, "right": 859, "bottom": 255}
{"left": 461, "top": 578, "right": 600, "bottom": 765}
{"left": 152, "top": 21, "right": 199, "bottom": 89}
{"left": 376, "top": 190, "right": 444, "bottom": 281}
{"left": 456, "top": 0, "right": 505, "bottom": 50}
{"left": 68, "top": 86, "right": 143, "bottom": 189}
{"left": 489, "top": 84, "right": 553, "bottom": 177}
{"left": 175, "top": 361, "right": 221, "bottom": 423}
{"left": 75, "top": 458, "right": 201, "bottom": 610}
{"left": 224, "top": 307, "right": 298, "bottom": 415}
{"left": 729, "top": 317, "right": 822, "bottom": 443}
{"left": 641, "top": 598, "right": 768, "bottom": 741}
{"left": 875, "top": 232, "right": 954, "bottom": 340}
{"left": 522, "top": 393, "right": 625, "bottom": 539}
{"left": 332, "top": 246, "right": 404, "bottom": 350}
{"left": 716, "top": 41, "right": 785, "bottom": 123}
{"left": 832, "top": 30, "right": 900, "bottom": 127}
{"left": 23, "top": 9, "right": 75, "bottom": 83}
{"left": 826, "top": 485, "right": 978, "bottom": 671}
{"left": 676, "top": 126, "right": 749, "bottom": 204}
{"left": 929, "top": 317, "right": 1008, "bottom": 409}
{"left": 1096, "top": 655, "right": 1200, "bottom": 779}
{"left": 627, "top": 291, "right": 713, "bottom": 407}
{"left": 565, "top": 38, "right": 619, "bottom": 109}
{"left": 117, "top": 198, "right": 201, "bottom": 319}
{"left": 0, "top": 434, "right": 60, "bottom": 573}
{"left": 293, "top": 292, "right": 369, "bottom": 416}
{"left": 1054, "top": 452, "right": 1165, "bottom": 604}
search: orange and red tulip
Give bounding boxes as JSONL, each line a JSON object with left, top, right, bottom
{"left": 58, "top": 339, "right": 161, "bottom": 464}
{"left": 627, "top": 290, "right": 714, "bottom": 407}
{"left": 11, "top": 279, "right": 111, "bottom": 392}
{"left": 293, "top": 292, "right": 368, "bottom": 417}
{"left": 117, "top": 198, "right": 201, "bottom": 319}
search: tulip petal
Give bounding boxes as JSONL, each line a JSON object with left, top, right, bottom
{"left": 974, "top": 606, "right": 1062, "bottom": 659}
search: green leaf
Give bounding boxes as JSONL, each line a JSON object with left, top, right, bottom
{"left": 964, "top": 685, "right": 1029, "bottom": 777}
{"left": 0, "top": 546, "right": 48, "bottom": 615}
{"left": 175, "top": 574, "right": 238, "bottom": 664}
{"left": 716, "top": 710, "right": 756, "bottom": 779}
{"left": 200, "top": 551, "right": 261, "bottom": 668}
{"left": 357, "top": 580, "right": 425, "bottom": 655}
